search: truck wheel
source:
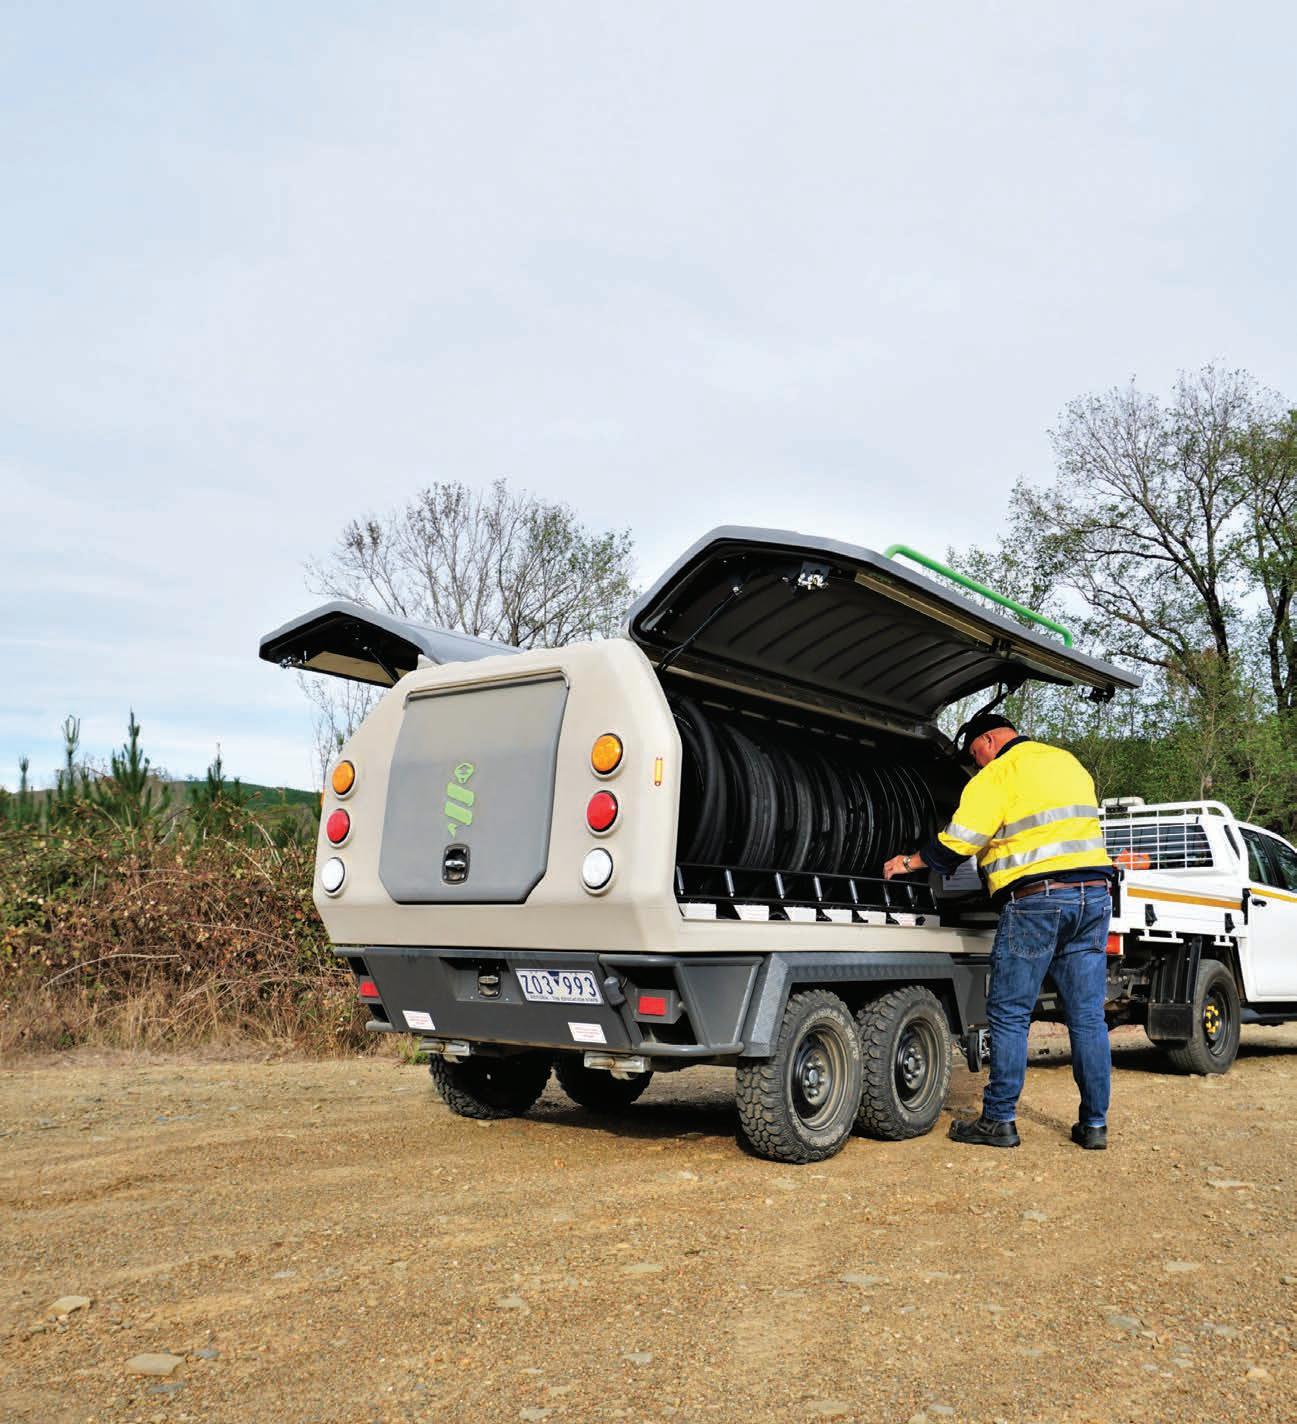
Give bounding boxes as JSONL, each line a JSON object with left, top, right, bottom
{"left": 735, "top": 989, "right": 863, "bottom": 1164}
{"left": 555, "top": 1055, "right": 653, "bottom": 1111}
{"left": 855, "top": 986, "right": 952, "bottom": 1139}
{"left": 1162, "top": 960, "right": 1241, "bottom": 1075}
{"left": 428, "top": 1051, "right": 552, "bottom": 1119}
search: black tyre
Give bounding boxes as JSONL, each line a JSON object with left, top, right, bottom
{"left": 428, "top": 1051, "right": 552, "bottom": 1119}
{"left": 735, "top": 989, "right": 863, "bottom": 1163}
{"left": 1162, "top": 959, "right": 1241, "bottom": 1075}
{"left": 555, "top": 1055, "right": 653, "bottom": 1111}
{"left": 855, "top": 986, "right": 952, "bottom": 1139}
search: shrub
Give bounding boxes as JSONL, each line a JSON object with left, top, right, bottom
{"left": 0, "top": 809, "right": 367, "bottom": 1057}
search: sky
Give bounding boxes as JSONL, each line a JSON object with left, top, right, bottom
{"left": 4, "top": 1, "right": 1296, "bottom": 790}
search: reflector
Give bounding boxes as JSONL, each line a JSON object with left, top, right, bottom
{"left": 638, "top": 994, "right": 668, "bottom": 1017}
{"left": 358, "top": 978, "right": 380, "bottom": 1000}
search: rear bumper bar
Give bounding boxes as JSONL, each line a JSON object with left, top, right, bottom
{"left": 342, "top": 945, "right": 991, "bottom": 1064}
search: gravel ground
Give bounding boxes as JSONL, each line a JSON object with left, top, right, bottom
{"left": 2, "top": 1024, "right": 1295, "bottom": 1424}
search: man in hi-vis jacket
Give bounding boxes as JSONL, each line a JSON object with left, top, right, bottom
{"left": 883, "top": 712, "right": 1113, "bottom": 1150}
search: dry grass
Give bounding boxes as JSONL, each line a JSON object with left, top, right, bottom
{"left": 0, "top": 815, "right": 378, "bottom": 1061}
{"left": 0, "top": 976, "right": 374, "bottom": 1062}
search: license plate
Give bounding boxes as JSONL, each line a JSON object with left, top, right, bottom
{"left": 515, "top": 969, "right": 602, "bottom": 1005}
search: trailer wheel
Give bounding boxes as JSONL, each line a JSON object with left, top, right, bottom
{"left": 735, "top": 990, "right": 863, "bottom": 1163}
{"left": 554, "top": 1055, "right": 653, "bottom": 1111}
{"left": 1162, "top": 960, "right": 1240, "bottom": 1075}
{"left": 854, "top": 986, "right": 952, "bottom": 1139}
{"left": 428, "top": 1051, "right": 552, "bottom": 1119}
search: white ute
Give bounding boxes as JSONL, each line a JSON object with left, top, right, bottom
{"left": 1079, "top": 799, "right": 1297, "bottom": 1072}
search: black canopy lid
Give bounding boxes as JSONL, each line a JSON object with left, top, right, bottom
{"left": 259, "top": 601, "right": 519, "bottom": 687}
{"left": 626, "top": 526, "right": 1139, "bottom": 725}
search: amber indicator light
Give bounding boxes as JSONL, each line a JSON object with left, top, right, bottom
{"left": 591, "top": 734, "right": 623, "bottom": 775}
{"left": 331, "top": 760, "right": 356, "bottom": 796}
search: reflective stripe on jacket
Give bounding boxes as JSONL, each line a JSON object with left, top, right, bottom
{"left": 936, "top": 740, "right": 1110, "bottom": 897}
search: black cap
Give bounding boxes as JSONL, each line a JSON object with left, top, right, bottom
{"left": 956, "top": 711, "right": 1017, "bottom": 752}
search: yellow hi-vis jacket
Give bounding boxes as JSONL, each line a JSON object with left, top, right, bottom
{"left": 935, "top": 739, "right": 1110, "bottom": 898}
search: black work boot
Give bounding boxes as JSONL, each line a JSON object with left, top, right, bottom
{"left": 948, "top": 1114, "right": 1020, "bottom": 1148}
{"left": 1071, "top": 1122, "right": 1108, "bottom": 1150}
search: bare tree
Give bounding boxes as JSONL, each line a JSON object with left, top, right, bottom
{"left": 307, "top": 479, "right": 636, "bottom": 649}
{"left": 1238, "top": 409, "right": 1297, "bottom": 715}
{"left": 298, "top": 480, "right": 637, "bottom": 784}
{"left": 298, "top": 673, "right": 379, "bottom": 789}
{"left": 1018, "top": 367, "right": 1272, "bottom": 697}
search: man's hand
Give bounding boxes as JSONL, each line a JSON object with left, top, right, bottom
{"left": 883, "top": 852, "right": 925, "bottom": 880}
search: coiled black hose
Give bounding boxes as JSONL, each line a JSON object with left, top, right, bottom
{"left": 670, "top": 696, "right": 938, "bottom": 876}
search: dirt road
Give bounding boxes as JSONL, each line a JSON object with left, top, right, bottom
{"left": 3, "top": 1025, "right": 1296, "bottom": 1424}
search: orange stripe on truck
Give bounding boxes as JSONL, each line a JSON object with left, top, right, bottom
{"left": 1124, "top": 884, "right": 1242, "bottom": 911}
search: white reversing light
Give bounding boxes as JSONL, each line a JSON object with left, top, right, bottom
{"left": 320, "top": 857, "right": 347, "bottom": 895}
{"left": 581, "top": 847, "right": 614, "bottom": 893}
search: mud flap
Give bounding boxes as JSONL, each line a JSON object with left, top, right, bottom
{"left": 1145, "top": 939, "right": 1203, "bottom": 1044}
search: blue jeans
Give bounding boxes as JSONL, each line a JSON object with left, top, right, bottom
{"left": 983, "top": 885, "right": 1112, "bottom": 1127}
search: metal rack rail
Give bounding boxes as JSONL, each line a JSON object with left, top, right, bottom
{"left": 674, "top": 863, "right": 937, "bottom": 923}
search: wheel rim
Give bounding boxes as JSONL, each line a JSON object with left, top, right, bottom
{"left": 791, "top": 1026, "right": 849, "bottom": 1129}
{"left": 894, "top": 1018, "right": 942, "bottom": 1110}
{"left": 1203, "top": 989, "right": 1230, "bottom": 1057}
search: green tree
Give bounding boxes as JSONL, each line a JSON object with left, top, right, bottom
{"left": 1237, "top": 407, "right": 1297, "bottom": 716}
{"left": 50, "top": 715, "right": 87, "bottom": 825}
{"left": 188, "top": 746, "right": 243, "bottom": 841}
{"left": 1021, "top": 366, "right": 1288, "bottom": 700}
{"left": 92, "top": 711, "right": 172, "bottom": 834}
{"left": 14, "top": 756, "right": 37, "bottom": 827}
{"left": 947, "top": 365, "right": 1297, "bottom": 833}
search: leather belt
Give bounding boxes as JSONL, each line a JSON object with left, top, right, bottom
{"left": 1010, "top": 877, "right": 1110, "bottom": 900}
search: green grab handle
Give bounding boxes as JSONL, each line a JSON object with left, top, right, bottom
{"left": 883, "top": 543, "right": 1074, "bottom": 647}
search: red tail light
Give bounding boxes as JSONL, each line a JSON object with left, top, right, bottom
{"left": 1105, "top": 933, "right": 1123, "bottom": 956}
{"left": 586, "top": 790, "right": 619, "bottom": 833}
{"left": 326, "top": 809, "right": 351, "bottom": 844}
{"left": 638, "top": 994, "right": 668, "bottom": 1017}
{"left": 358, "top": 978, "right": 380, "bottom": 1000}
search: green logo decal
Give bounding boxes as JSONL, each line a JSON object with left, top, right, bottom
{"left": 446, "top": 762, "right": 477, "bottom": 836}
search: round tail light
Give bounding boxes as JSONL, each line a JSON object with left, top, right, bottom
{"left": 325, "top": 809, "right": 351, "bottom": 844}
{"left": 331, "top": 760, "right": 356, "bottom": 796}
{"left": 586, "top": 790, "right": 619, "bottom": 833}
{"left": 591, "top": 733, "right": 623, "bottom": 775}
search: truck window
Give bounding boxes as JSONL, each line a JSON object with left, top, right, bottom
{"left": 1266, "top": 838, "right": 1297, "bottom": 893}
{"left": 1241, "top": 828, "right": 1279, "bottom": 886}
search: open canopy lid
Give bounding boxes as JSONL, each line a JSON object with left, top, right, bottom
{"left": 259, "top": 600, "right": 519, "bottom": 687}
{"left": 626, "top": 526, "right": 1139, "bottom": 726}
